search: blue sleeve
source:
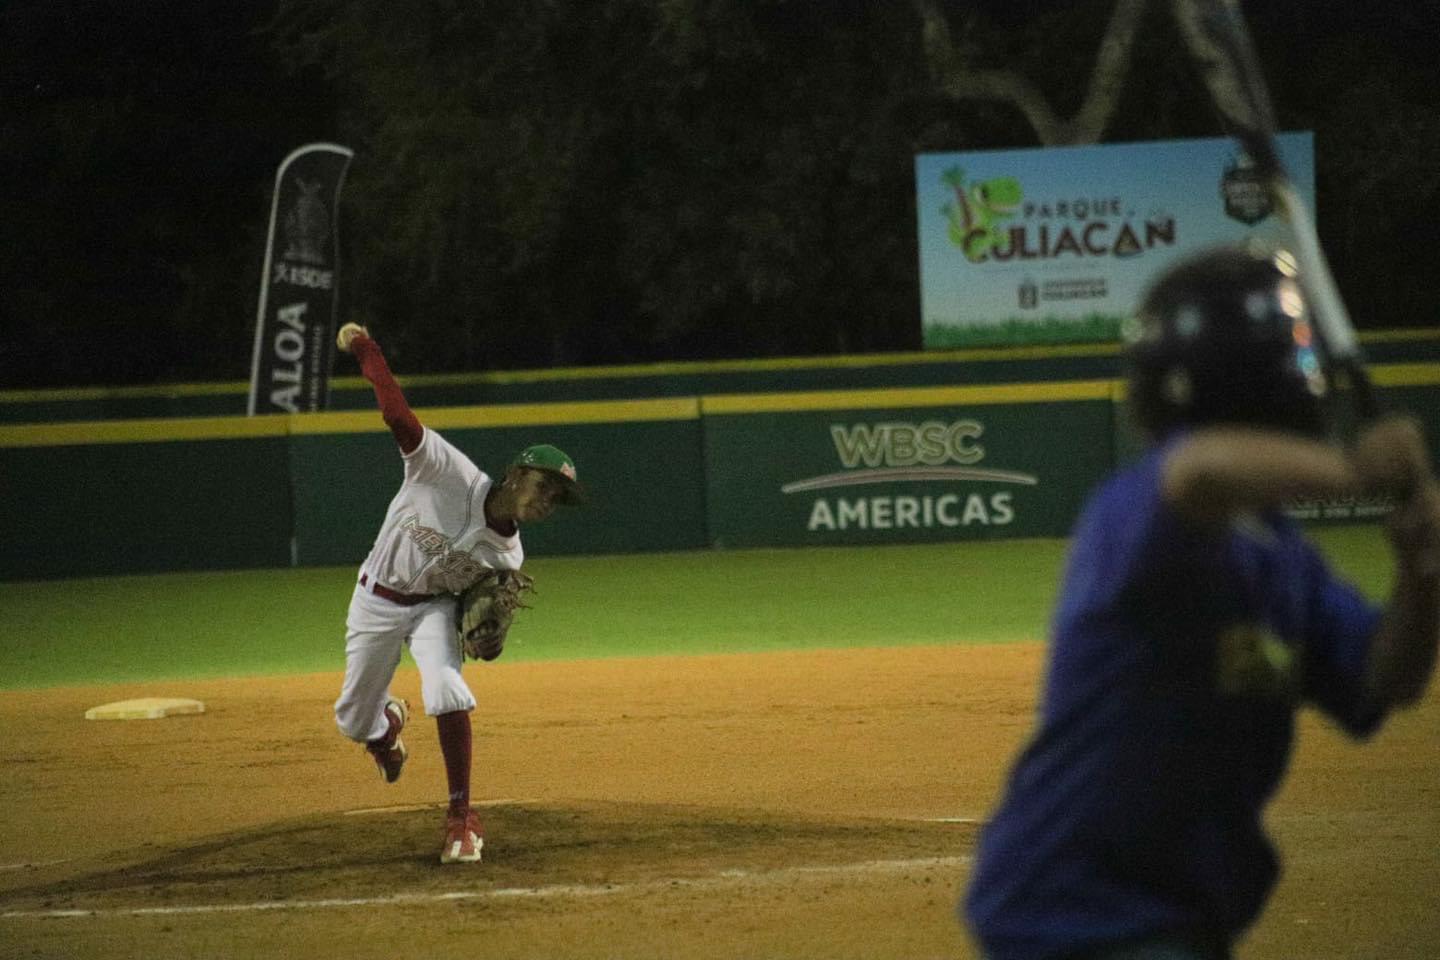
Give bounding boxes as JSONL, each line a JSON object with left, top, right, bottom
{"left": 1056, "top": 438, "right": 1223, "bottom": 650}
{"left": 1295, "top": 539, "right": 1387, "bottom": 738}
{"left": 1100, "top": 442, "right": 1221, "bottom": 608}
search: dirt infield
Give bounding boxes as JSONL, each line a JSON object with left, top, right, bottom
{"left": 1, "top": 643, "right": 1435, "bottom": 959}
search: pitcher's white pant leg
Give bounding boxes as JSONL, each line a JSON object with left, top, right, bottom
{"left": 408, "top": 598, "right": 476, "bottom": 716}
{"left": 335, "top": 586, "right": 411, "bottom": 743}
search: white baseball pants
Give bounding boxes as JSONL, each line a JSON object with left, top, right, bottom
{"left": 333, "top": 584, "right": 477, "bottom": 743}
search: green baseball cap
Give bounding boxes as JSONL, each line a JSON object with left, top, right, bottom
{"left": 509, "top": 444, "right": 586, "bottom": 504}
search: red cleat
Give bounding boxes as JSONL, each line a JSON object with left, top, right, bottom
{"left": 440, "top": 807, "right": 484, "bottom": 864}
{"left": 365, "top": 698, "right": 409, "bottom": 784}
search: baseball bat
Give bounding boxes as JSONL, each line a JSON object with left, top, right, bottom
{"left": 1170, "top": 0, "right": 1377, "bottom": 420}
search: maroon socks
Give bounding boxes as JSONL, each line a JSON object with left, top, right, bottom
{"left": 435, "top": 709, "right": 473, "bottom": 814}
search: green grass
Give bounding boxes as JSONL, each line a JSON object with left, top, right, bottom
{"left": 0, "top": 528, "right": 1396, "bottom": 689}
{"left": 924, "top": 314, "right": 1123, "bottom": 349}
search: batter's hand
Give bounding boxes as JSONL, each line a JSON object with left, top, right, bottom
{"left": 336, "top": 322, "right": 370, "bottom": 353}
{"left": 1383, "top": 476, "right": 1440, "bottom": 577}
{"left": 1351, "top": 414, "right": 1432, "bottom": 498}
{"left": 1351, "top": 415, "right": 1440, "bottom": 576}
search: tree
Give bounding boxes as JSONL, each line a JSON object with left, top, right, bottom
{"left": 269, "top": 0, "right": 938, "bottom": 366}
{"left": 913, "top": 0, "right": 1148, "bottom": 147}
{"left": 0, "top": 0, "right": 334, "bottom": 388}
{"left": 2, "top": 0, "right": 1434, "bottom": 388}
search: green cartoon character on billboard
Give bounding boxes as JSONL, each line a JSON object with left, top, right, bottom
{"left": 941, "top": 167, "right": 1023, "bottom": 262}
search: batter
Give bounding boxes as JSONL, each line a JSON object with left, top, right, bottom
{"left": 963, "top": 248, "right": 1440, "bottom": 959}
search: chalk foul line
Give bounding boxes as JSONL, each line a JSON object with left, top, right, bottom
{"left": 0, "top": 855, "right": 971, "bottom": 920}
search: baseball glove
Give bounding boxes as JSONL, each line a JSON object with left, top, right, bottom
{"left": 456, "top": 569, "right": 535, "bottom": 662}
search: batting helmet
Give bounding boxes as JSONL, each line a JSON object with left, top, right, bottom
{"left": 1124, "top": 246, "right": 1330, "bottom": 439}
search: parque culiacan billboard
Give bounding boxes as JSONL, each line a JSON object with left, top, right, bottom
{"left": 915, "top": 133, "right": 1315, "bottom": 349}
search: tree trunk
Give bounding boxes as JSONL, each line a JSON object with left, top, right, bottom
{"left": 914, "top": 0, "right": 1149, "bottom": 146}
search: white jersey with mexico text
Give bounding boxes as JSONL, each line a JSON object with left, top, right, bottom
{"left": 360, "top": 427, "right": 524, "bottom": 596}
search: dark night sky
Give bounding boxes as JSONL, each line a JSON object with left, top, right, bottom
{"left": 2, "top": 0, "right": 1437, "bottom": 388}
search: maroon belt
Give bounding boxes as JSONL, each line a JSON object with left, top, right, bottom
{"left": 359, "top": 573, "right": 437, "bottom": 607}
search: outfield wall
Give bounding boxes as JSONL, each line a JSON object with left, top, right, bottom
{"left": 6, "top": 329, "right": 1439, "bottom": 424}
{"left": 4, "top": 364, "right": 1439, "bottom": 582}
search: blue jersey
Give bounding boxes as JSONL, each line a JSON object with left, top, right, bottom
{"left": 964, "top": 439, "right": 1386, "bottom": 960}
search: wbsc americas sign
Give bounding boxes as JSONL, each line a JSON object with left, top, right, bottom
{"left": 704, "top": 396, "right": 1113, "bottom": 549}
{"left": 784, "top": 420, "right": 1034, "bottom": 533}
{"left": 914, "top": 133, "right": 1315, "bottom": 350}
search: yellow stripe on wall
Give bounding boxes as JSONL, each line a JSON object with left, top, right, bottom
{"left": 0, "top": 348, "right": 1122, "bottom": 402}
{"left": 1370, "top": 364, "right": 1440, "bottom": 388}
{"left": 0, "top": 398, "right": 700, "bottom": 448}
{"left": 289, "top": 397, "right": 700, "bottom": 434}
{"left": 3, "top": 362, "right": 1438, "bottom": 448}
{"left": 2, "top": 329, "right": 1437, "bottom": 405}
{"left": 0, "top": 414, "right": 291, "bottom": 448}
{"left": 425, "top": 341, "right": 1125, "bottom": 383}
{"left": 702, "top": 379, "right": 1116, "bottom": 415}
{"left": 0, "top": 381, "right": 252, "bottom": 404}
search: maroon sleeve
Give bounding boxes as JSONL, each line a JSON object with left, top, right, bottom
{"left": 351, "top": 335, "right": 423, "bottom": 454}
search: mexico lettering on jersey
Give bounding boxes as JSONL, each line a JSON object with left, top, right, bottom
{"left": 361, "top": 427, "right": 524, "bottom": 596}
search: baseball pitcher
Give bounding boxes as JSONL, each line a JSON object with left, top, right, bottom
{"left": 331, "top": 322, "right": 584, "bottom": 864}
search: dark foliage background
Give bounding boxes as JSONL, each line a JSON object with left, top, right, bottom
{"left": 2, "top": 0, "right": 1436, "bottom": 387}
